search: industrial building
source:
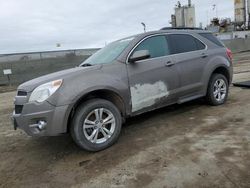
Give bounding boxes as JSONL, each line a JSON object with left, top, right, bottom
{"left": 171, "top": 0, "right": 196, "bottom": 27}
{"left": 170, "top": 0, "right": 196, "bottom": 28}
{"left": 234, "top": 0, "right": 250, "bottom": 29}
{"left": 235, "top": 0, "right": 246, "bottom": 27}
{"left": 170, "top": 0, "right": 250, "bottom": 32}
{"left": 213, "top": 0, "right": 250, "bottom": 39}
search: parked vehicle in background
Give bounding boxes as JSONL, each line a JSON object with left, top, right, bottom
{"left": 12, "top": 28, "right": 233, "bottom": 151}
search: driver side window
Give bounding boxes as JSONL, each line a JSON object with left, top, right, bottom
{"left": 133, "top": 35, "right": 170, "bottom": 59}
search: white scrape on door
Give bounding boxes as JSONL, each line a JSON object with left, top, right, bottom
{"left": 130, "top": 81, "right": 169, "bottom": 112}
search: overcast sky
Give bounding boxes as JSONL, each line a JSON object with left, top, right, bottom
{"left": 0, "top": 0, "right": 234, "bottom": 54}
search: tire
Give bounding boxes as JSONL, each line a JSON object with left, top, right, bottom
{"left": 206, "top": 73, "right": 229, "bottom": 106}
{"left": 70, "top": 99, "right": 122, "bottom": 152}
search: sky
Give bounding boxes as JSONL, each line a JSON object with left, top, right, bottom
{"left": 0, "top": 0, "right": 234, "bottom": 54}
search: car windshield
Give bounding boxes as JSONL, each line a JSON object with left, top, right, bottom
{"left": 80, "top": 37, "right": 134, "bottom": 66}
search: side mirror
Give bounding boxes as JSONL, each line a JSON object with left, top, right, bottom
{"left": 129, "top": 50, "right": 150, "bottom": 63}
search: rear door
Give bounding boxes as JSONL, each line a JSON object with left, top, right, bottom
{"left": 127, "top": 35, "right": 180, "bottom": 114}
{"left": 167, "top": 33, "right": 208, "bottom": 99}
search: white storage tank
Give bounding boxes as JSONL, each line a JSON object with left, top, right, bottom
{"left": 248, "top": 0, "right": 250, "bottom": 14}
{"left": 184, "top": 6, "right": 196, "bottom": 27}
{"left": 175, "top": 6, "right": 196, "bottom": 27}
{"left": 235, "top": 0, "right": 246, "bottom": 23}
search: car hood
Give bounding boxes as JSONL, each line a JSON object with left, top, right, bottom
{"left": 18, "top": 65, "right": 102, "bottom": 92}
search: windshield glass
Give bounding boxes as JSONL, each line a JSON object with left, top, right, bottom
{"left": 80, "top": 37, "right": 134, "bottom": 66}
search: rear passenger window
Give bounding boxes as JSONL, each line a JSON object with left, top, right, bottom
{"left": 133, "top": 35, "right": 170, "bottom": 59}
{"left": 199, "top": 33, "right": 224, "bottom": 47}
{"left": 168, "top": 34, "right": 205, "bottom": 54}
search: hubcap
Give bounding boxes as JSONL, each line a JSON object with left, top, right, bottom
{"left": 213, "top": 79, "right": 227, "bottom": 102}
{"left": 83, "top": 108, "right": 116, "bottom": 144}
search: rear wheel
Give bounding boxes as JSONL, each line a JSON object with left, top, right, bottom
{"left": 71, "top": 99, "right": 122, "bottom": 152}
{"left": 206, "top": 73, "right": 229, "bottom": 106}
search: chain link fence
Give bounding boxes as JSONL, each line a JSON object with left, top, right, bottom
{"left": 0, "top": 49, "right": 99, "bottom": 85}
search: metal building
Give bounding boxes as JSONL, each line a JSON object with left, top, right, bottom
{"left": 234, "top": 0, "right": 246, "bottom": 25}
{"left": 172, "top": 0, "right": 196, "bottom": 28}
{"left": 247, "top": 0, "right": 250, "bottom": 26}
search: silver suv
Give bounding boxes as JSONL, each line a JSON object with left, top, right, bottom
{"left": 12, "top": 29, "right": 233, "bottom": 151}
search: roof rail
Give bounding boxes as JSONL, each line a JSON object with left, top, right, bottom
{"left": 160, "top": 27, "right": 204, "bottom": 30}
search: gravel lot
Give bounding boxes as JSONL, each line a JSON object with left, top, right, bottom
{"left": 0, "top": 52, "right": 250, "bottom": 188}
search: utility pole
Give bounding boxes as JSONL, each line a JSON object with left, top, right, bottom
{"left": 213, "top": 4, "right": 218, "bottom": 18}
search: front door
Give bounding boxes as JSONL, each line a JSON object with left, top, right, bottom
{"left": 126, "top": 35, "right": 180, "bottom": 114}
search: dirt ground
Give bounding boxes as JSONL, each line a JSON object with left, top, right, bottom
{"left": 0, "top": 52, "right": 250, "bottom": 188}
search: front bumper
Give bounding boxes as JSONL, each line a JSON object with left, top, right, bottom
{"left": 11, "top": 100, "right": 70, "bottom": 136}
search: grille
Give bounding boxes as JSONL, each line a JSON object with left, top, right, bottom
{"left": 17, "top": 90, "right": 27, "bottom": 96}
{"left": 15, "top": 105, "right": 23, "bottom": 114}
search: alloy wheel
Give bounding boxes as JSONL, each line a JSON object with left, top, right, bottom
{"left": 213, "top": 79, "right": 227, "bottom": 102}
{"left": 83, "top": 108, "right": 116, "bottom": 144}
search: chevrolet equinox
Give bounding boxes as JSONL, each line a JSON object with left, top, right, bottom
{"left": 12, "top": 29, "right": 233, "bottom": 151}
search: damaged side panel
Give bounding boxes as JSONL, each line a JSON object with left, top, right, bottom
{"left": 130, "top": 81, "right": 169, "bottom": 112}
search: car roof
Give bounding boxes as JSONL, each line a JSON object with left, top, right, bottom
{"left": 145, "top": 29, "right": 210, "bottom": 35}
{"left": 120, "top": 29, "right": 211, "bottom": 41}
{"left": 160, "top": 27, "right": 204, "bottom": 30}
{"left": 113, "top": 28, "right": 213, "bottom": 47}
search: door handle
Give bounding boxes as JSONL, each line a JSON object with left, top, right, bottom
{"left": 165, "top": 61, "right": 175, "bottom": 67}
{"left": 201, "top": 53, "right": 208, "bottom": 58}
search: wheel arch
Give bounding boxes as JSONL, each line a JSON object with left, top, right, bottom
{"left": 211, "top": 66, "right": 231, "bottom": 84}
{"left": 203, "top": 65, "right": 230, "bottom": 94}
{"left": 66, "top": 89, "right": 126, "bottom": 133}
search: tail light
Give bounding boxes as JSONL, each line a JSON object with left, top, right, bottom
{"left": 226, "top": 48, "right": 233, "bottom": 62}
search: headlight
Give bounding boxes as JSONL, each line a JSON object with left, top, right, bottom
{"left": 29, "top": 79, "right": 63, "bottom": 103}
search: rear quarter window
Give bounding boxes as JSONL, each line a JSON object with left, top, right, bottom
{"left": 199, "top": 33, "right": 224, "bottom": 47}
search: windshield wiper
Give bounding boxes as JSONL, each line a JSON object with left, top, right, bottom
{"left": 80, "top": 63, "right": 92, "bottom": 67}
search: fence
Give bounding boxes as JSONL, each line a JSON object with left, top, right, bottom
{"left": 222, "top": 38, "right": 250, "bottom": 53}
{"left": 0, "top": 49, "right": 99, "bottom": 85}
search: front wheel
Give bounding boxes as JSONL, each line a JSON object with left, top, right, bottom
{"left": 71, "top": 99, "right": 122, "bottom": 152}
{"left": 206, "top": 73, "right": 229, "bottom": 106}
